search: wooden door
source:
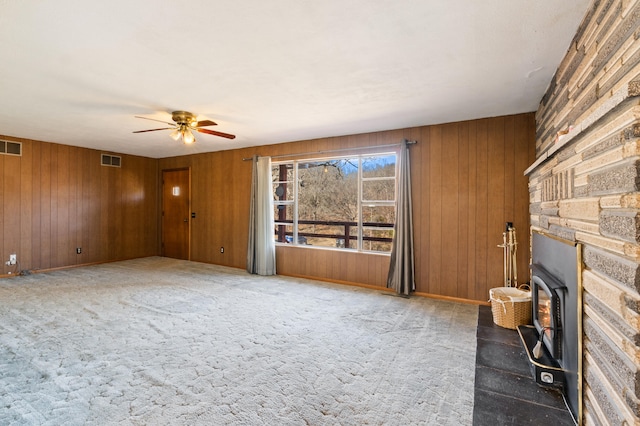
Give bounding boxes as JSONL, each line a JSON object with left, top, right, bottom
{"left": 162, "top": 169, "right": 190, "bottom": 259}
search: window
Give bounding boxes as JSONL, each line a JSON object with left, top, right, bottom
{"left": 272, "top": 152, "right": 396, "bottom": 253}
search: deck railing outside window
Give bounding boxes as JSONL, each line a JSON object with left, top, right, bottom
{"left": 275, "top": 219, "right": 394, "bottom": 251}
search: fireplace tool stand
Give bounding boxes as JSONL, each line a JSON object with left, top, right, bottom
{"left": 497, "top": 222, "right": 518, "bottom": 287}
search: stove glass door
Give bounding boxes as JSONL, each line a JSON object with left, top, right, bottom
{"left": 537, "top": 286, "right": 552, "bottom": 340}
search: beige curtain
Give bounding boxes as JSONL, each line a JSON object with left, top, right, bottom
{"left": 386, "top": 140, "right": 415, "bottom": 295}
{"left": 246, "top": 156, "right": 276, "bottom": 275}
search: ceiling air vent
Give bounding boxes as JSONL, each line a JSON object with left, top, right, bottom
{"left": 0, "top": 140, "right": 22, "bottom": 156}
{"left": 101, "top": 154, "right": 121, "bottom": 167}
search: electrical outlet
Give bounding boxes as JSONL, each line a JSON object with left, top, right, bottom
{"left": 9, "top": 254, "right": 16, "bottom": 265}
{"left": 76, "top": 247, "right": 82, "bottom": 254}
{"left": 220, "top": 247, "right": 224, "bottom": 253}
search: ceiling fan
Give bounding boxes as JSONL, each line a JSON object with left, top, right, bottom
{"left": 133, "top": 111, "right": 235, "bottom": 144}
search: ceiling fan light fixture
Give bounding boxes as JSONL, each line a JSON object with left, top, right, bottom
{"left": 169, "top": 128, "right": 182, "bottom": 141}
{"left": 182, "top": 128, "right": 195, "bottom": 144}
{"left": 134, "top": 110, "right": 234, "bottom": 143}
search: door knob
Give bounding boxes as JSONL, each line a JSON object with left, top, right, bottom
{"left": 183, "top": 219, "right": 188, "bottom": 222}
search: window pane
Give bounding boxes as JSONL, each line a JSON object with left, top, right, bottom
{"left": 297, "top": 159, "right": 358, "bottom": 223}
{"left": 299, "top": 223, "right": 350, "bottom": 236}
{"left": 273, "top": 182, "right": 294, "bottom": 202}
{"left": 274, "top": 223, "right": 294, "bottom": 243}
{"left": 363, "top": 179, "right": 395, "bottom": 201}
{"left": 362, "top": 154, "right": 396, "bottom": 178}
{"left": 298, "top": 221, "right": 357, "bottom": 249}
{"left": 333, "top": 237, "right": 357, "bottom": 249}
{"left": 301, "top": 235, "right": 357, "bottom": 249}
{"left": 272, "top": 163, "right": 295, "bottom": 181}
{"left": 362, "top": 227, "right": 394, "bottom": 252}
{"left": 274, "top": 204, "right": 294, "bottom": 222}
{"left": 362, "top": 205, "right": 395, "bottom": 225}
{"left": 298, "top": 222, "right": 358, "bottom": 248}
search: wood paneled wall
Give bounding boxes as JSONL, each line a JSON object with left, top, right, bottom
{"left": 159, "top": 112, "right": 535, "bottom": 302}
{"left": 413, "top": 114, "right": 535, "bottom": 301}
{"left": 0, "top": 113, "right": 533, "bottom": 301}
{"left": 0, "top": 136, "right": 159, "bottom": 274}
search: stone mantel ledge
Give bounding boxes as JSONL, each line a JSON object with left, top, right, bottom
{"left": 526, "top": 84, "right": 640, "bottom": 177}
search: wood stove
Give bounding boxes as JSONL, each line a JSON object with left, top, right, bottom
{"left": 518, "top": 231, "right": 582, "bottom": 424}
{"left": 531, "top": 265, "right": 565, "bottom": 360}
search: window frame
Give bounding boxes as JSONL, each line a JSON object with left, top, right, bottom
{"left": 272, "top": 151, "right": 397, "bottom": 253}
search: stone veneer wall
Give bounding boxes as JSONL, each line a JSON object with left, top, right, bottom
{"left": 528, "top": 1, "right": 640, "bottom": 424}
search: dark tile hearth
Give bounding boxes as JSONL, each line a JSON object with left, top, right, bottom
{"left": 473, "top": 305, "right": 574, "bottom": 425}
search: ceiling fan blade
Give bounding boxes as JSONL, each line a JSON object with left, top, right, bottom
{"left": 196, "top": 128, "right": 236, "bottom": 139}
{"left": 195, "top": 120, "right": 217, "bottom": 127}
{"left": 132, "top": 127, "right": 175, "bottom": 133}
{"left": 134, "top": 116, "right": 175, "bottom": 126}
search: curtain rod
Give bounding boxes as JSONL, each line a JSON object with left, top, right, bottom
{"left": 241, "top": 139, "right": 417, "bottom": 161}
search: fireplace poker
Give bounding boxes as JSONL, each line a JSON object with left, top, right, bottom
{"left": 499, "top": 231, "right": 508, "bottom": 286}
{"left": 497, "top": 223, "right": 518, "bottom": 287}
{"left": 510, "top": 227, "right": 518, "bottom": 287}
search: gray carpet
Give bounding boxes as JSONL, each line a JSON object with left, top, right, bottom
{"left": 0, "top": 257, "right": 478, "bottom": 425}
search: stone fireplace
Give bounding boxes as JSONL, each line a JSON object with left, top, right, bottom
{"left": 526, "top": 1, "right": 640, "bottom": 423}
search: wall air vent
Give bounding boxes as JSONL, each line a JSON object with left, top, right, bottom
{"left": 0, "top": 140, "right": 22, "bottom": 156}
{"left": 101, "top": 154, "right": 121, "bottom": 167}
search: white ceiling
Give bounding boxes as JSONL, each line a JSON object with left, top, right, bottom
{"left": 0, "top": 0, "right": 591, "bottom": 159}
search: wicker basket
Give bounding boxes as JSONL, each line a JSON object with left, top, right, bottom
{"left": 489, "top": 287, "right": 532, "bottom": 330}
